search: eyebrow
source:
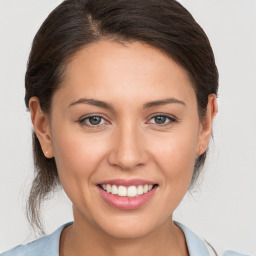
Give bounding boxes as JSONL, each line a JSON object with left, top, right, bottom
{"left": 68, "top": 97, "right": 186, "bottom": 109}
{"left": 143, "top": 98, "right": 186, "bottom": 109}
{"left": 69, "top": 98, "right": 113, "bottom": 110}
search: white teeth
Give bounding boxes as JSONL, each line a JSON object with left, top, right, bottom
{"left": 143, "top": 184, "right": 149, "bottom": 193}
{"left": 106, "top": 184, "right": 112, "bottom": 193}
{"left": 111, "top": 185, "right": 118, "bottom": 195}
{"left": 137, "top": 185, "right": 144, "bottom": 195}
{"left": 101, "top": 184, "right": 155, "bottom": 197}
{"left": 117, "top": 186, "right": 127, "bottom": 197}
{"left": 127, "top": 186, "right": 137, "bottom": 197}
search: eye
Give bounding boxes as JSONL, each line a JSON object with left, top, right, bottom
{"left": 149, "top": 115, "right": 177, "bottom": 125}
{"left": 78, "top": 115, "right": 107, "bottom": 127}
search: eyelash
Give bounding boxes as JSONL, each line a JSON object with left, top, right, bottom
{"left": 78, "top": 114, "right": 177, "bottom": 128}
{"left": 78, "top": 114, "right": 108, "bottom": 128}
{"left": 148, "top": 114, "right": 177, "bottom": 126}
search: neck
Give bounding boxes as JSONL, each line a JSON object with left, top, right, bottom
{"left": 60, "top": 211, "right": 188, "bottom": 256}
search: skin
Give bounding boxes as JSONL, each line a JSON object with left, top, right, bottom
{"left": 30, "top": 40, "right": 217, "bottom": 256}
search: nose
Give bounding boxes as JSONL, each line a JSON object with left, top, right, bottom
{"left": 107, "top": 122, "right": 148, "bottom": 171}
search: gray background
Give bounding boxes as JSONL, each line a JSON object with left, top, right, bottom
{"left": 0, "top": 0, "right": 255, "bottom": 254}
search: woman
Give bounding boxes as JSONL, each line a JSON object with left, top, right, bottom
{"left": 1, "top": 0, "right": 249, "bottom": 255}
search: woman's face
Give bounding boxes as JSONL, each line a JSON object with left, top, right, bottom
{"left": 33, "top": 40, "right": 214, "bottom": 238}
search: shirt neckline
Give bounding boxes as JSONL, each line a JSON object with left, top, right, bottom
{"left": 49, "top": 221, "right": 209, "bottom": 256}
{"left": 175, "top": 221, "right": 210, "bottom": 256}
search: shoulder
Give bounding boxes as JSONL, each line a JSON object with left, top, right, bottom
{"left": 175, "top": 222, "right": 251, "bottom": 256}
{"left": 223, "top": 251, "right": 251, "bottom": 256}
{"left": 0, "top": 236, "right": 52, "bottom": 256}
{"left": 0, "top": 222, "right": 73, "bottom": 256}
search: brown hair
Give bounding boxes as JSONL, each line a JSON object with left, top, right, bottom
{"left": 25, "top": 0, "right": 218, "bottom": 234}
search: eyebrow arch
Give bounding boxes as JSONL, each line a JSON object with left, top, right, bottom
{"left": 68, "top": 98, "right": 113, "bottom": 110}
{"left": 143, "top": 98, "right": 186, "bottom": 109}
{"left": 68, "top": 97, "right": 186, "bottom": 110}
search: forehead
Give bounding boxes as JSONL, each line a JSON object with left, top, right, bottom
{"left": 56, "top": 40, "right": 196, "bottom": 107}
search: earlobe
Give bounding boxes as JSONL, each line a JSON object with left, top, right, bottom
{"left": 196, "top": 94, "right": 218, "bottom": 156}
{"left": 29, "top": 97, "right": 54, "bottom": 158}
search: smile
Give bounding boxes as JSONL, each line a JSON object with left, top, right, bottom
{"left": 100, "top": 184, "right": 155, "bottom": 197}
{"left": 97, "top": 180, "right": 158, "bottom": 210}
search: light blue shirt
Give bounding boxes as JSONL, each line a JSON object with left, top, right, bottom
{"left": 1, "top": 222, "right": 249, "bottom": 256}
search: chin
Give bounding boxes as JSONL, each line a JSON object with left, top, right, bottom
{"left": 100, "top": 222, "right": 157, "bottom": 239}
{"left": 93, "top": 211, "right": 171, "bottom": 240}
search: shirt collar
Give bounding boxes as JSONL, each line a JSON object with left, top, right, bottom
{"left": 42, "top": 221, "right": 209, "bottom": 256}
{"left": 175, "top": 222, "right": 210, "bottom": 256}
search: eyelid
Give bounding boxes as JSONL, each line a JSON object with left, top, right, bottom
{"left": 77, "top": 113, "right": 178, "bottom": 128}
{"left": 146, "top": 113, "right": 178, "bottom": 126}
{"left": 78, "top": 113, "right": 110, "bottom": 127}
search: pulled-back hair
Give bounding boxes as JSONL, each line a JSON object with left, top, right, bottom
{"left": 25, "top": 0, "right": 218, "bottom": 234}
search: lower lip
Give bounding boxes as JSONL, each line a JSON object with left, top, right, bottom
{"left": 98, "top": 186, "right": 157, "bottom": 210}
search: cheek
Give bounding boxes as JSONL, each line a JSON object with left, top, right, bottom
{"left": 51, "top": 126, "right": 110, "bottom": 191}
{"left": 149, "top": 126, "right": 199, "bottom": 186}
{"left": 152, "top": 135, "right": 197, "bottom": 211}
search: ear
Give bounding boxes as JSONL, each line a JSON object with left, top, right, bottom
{"left": 196, "top": 94, "right": 218, "bottom": 156}
{"left": 29, "top": 97, "right": 54, "bottom": 158}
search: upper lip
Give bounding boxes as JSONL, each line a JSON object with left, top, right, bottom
{"left": 98, "top": 179, "right": 157, "bottom": 186}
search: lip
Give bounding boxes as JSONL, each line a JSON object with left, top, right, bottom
{"left": 97, "top": 179, "right": 158, "bottom": 210}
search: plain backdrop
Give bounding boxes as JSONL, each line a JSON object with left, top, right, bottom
{"left": 0, "top": 0, "right": 255, "bottom": 255}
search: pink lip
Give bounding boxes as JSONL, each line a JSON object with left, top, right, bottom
{"left": 99, "top": 179, "right": 156, "bottom": 187}
{"left": 97, "top": 184, "right": 158, "bottom": 210}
